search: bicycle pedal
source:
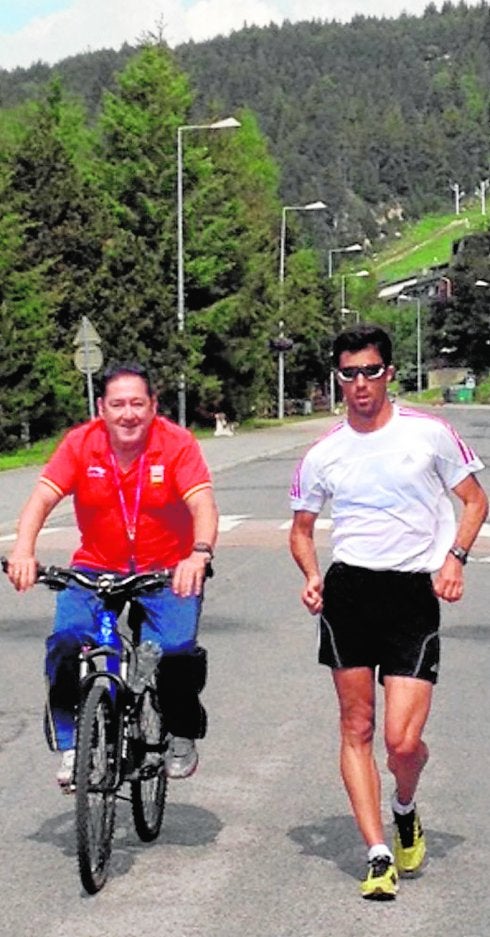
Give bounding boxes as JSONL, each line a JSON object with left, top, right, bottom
{"left": 139, "top": 759, "right": 164, "bottom": 780}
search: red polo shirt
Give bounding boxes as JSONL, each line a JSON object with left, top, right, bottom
{"left": 40, "top": 416, "right": 212, "bottom": 572}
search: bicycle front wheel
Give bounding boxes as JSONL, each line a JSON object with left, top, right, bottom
{"left": 131, "top": 687, "right": 167, "bottom": 841}
{"left": 76, "top": 684, "right": 119, "bottom": 894}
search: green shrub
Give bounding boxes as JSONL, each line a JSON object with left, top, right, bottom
{"left": 475, "top": 378, "right": 490, "bottom": 403}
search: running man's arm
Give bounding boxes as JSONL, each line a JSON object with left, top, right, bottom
{"left": 289, "top": 509, "right": 323, "bottom": 615}
{"left": 433, "top": 473, "right": 488, "bottom": 602}
{"left": 7, "top": 482, "right": 63, "bottom": 592}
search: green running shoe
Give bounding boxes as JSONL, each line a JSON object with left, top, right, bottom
{"left": 360, "top": 855, "right": 399, "bottom": 900}
{"left": 393, "top": 807, "right": 426, "bottom": 874}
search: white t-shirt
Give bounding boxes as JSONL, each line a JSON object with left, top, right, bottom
{"left": 290, "top": 405, "right": 484, "bottom": 572}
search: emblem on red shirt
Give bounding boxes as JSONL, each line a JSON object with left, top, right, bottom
{"left": 87, "top": 465, "right": 107, "bottom": 478}
{"left": 150, "top": 464, "right": 165, "bottom": 484}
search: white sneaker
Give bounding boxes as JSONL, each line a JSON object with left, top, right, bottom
{"left": 164, "top": 736, "right": 198, "bottom": 779}
{"left": 57, "top": 748, "right": 76, "bottom": 791}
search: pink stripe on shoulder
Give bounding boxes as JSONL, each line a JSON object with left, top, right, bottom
{"left": 290, "top": 420, "right": 344, "bottom": 498}
{"left": 314, "top": 419, "right": 345, "bottom": 443}
{"left": 398, "top": 406, "right": 476, "bottom": 463}
{"left": 398, "top": 405, "right": 444, "bottom": 421}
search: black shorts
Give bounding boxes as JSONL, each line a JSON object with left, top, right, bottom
{"left": 319, "top": 562, "right": 440, "bottom": 684}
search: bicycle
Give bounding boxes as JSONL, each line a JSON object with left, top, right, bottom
{"left": 2, "top": 559, "right": 181, "bottom": 894}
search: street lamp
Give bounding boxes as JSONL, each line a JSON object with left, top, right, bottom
{"left": 340, "top": 269, "right": 369, "bottom": 319}
{"left": 177, "top": 116, "right": 240, "bottom": 427}
{"left": 398, "top": 293, "right": 422, "bottom": 395}
{"left": 477, "top": 179, "right": 489, "bottom": 216}
{"left": 450, "top": 181, "right": 464, "bottom": 215}
{"left": 279, "top": 200, "right": 327, "bottom": 296}
{"left": 328, "top": 242, "right": 363, "bottom": 279}
{"left": 277, "top": 199, "right": 327, "bottom": 418}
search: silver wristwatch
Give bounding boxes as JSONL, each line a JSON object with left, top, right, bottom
{"left": 449, "top": 545, "right": 468, "bottom": 565}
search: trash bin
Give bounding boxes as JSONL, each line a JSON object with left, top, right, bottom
{"left": 455, "top": 386, "right": 474, "bottom": 403}
{"left": 445, "top": 385, "right": 474, "bottom": 403}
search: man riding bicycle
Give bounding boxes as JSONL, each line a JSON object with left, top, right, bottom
{"left": 6, "top": 362, "right": 218, "bottom": 790}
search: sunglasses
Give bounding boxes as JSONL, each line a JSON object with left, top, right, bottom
{"left": 337, "top": 364, "right": 386, "bottom": 382}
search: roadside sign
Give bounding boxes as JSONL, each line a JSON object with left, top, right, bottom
{"left": 73, "top": 317, "right": 102, "bottom": 346}
{"left": 269, "top": 337, "right": 294, "bottom": 352}
{"left": 74, "top": 344, "right": 103, "bottom": 374}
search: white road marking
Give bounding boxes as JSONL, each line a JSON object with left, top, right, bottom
{"left": 0, "top": 527, "right": 67, "bottom": 543}
{"left": 218, "top": 514, "right": 252, "bottom": 532}
{"left": 279, "top": 519, "right": 333, "bottom": 530}
{"left": 1, "top": 518, "right": 489, "bottom": 563}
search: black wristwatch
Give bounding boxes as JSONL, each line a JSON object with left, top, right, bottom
{"left": 448, "top": 545, "right": 468, "bottom": 565}
{"left": 193, "top": 542, "right": 214, "bottom": 560}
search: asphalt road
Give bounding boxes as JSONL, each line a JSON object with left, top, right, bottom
{"left": 0, "top": 406, "right": 489, "bottom": 937}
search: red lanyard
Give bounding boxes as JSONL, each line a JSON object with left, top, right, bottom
{"left": 110, "top": 453, "right": 145, "bottom": 569}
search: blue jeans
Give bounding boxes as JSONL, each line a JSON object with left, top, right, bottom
{"left": 45, "top": 574, "right": 203, "bottom": 751}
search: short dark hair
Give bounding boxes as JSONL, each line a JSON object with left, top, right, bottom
{"left": 332, "top": 324, "right": 392, "bottom": 368}
{"left": 99, "top": 361, "right": 154, "bottom": 398}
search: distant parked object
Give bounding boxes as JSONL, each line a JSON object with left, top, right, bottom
{"left": 443, "top": 385, "right": 474, "bottom": 403}
{"left": 214, "top": 413, "right": 236, "bottom": 436}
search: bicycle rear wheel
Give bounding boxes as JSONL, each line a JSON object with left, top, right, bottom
{"left": 131, "top": 687, "right": 167, "bottom": 841}
{"left": 76, "top": 684, "right": 119, "bottom": 894}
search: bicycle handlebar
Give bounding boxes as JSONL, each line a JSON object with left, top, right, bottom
{"left": 1, "top": 556, "right": 213, "bottom": 594}
{"left": 1, "top": 558, "right": 172, "bottom": 595}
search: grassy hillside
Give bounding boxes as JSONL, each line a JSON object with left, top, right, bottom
{"left": 372, "top": 202, "right": 488, "bottom": 284}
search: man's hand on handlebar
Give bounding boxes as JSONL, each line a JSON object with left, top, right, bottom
{"left": 4, "top": 553, "right": 38, "bottom": 593}
{"left": 172, "top": 552, "right": 211, "bottom": 598}
{"left": 2, "top": 555, "right": 210, "bottom": 597}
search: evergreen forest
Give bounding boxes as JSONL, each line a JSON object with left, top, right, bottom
{"left": 1, "top": 2, "right": 490, "bottom": 446}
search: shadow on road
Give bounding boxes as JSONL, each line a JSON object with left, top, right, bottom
{"left": 288, "top": 813, "right": 464, "bottom": 880}
{"left": 28, "top": 800, "right": 223, "bottom": 885}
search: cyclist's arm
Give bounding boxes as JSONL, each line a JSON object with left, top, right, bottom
{"left": 7, "top": 481, "right": 63, "bottom": 592}
{"left": 172, "top": 487, "right": 218, "bottom": 597}
{"left": 289, "top": 509, "right": 323, "bottom": 615}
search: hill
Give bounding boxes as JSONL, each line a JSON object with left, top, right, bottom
{"left": 372, "top": 203, "right": 488, "bottom": 284}
{"left": 2, "top": 3, "right": 490, "bottom": 250}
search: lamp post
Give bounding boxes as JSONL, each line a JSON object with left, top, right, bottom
{"left": 279, "top": 200, "right": 327, "bottom": 296}
{"left": 398, "top": 293, "right": 422, "bottom": 395}
{"left": 328, "top": 242, "right": 362, "bottom": 279}
{"left": 277, "top": 199, "right": 327, "bottom": 418}
{"left": 477, "top": 180, "right": 489, "bottom": 216}
{"left": 327, "top": 245, "right": 362, "bottom": 413}
{"left": 329, "top": 355, "right": 336, "bottom": 414}
{"left": 450, "top": 181, "right": 464, "bottom": 215}
{"left": 340, "top": 269, "right": 369, "bottom": 319}
{"left": 278, "top": 319, "right": 285, "bottom": 421}
{"left": 177, "top": 116, "right": 240, "bottom": 427}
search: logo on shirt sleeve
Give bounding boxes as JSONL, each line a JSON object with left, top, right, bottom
{"left": 150, "top": 464, "right": 165, "bottom": 484}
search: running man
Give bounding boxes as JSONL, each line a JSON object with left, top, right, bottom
{"left": 289, "top": 324, "right": 488, "bottom": 899}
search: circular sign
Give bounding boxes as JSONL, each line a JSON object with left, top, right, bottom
{"left": 269, "top": 337, "right": 294, "bottom": 352}
{"left": 74, "top": 344, "right": 103, "bottom": 374}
